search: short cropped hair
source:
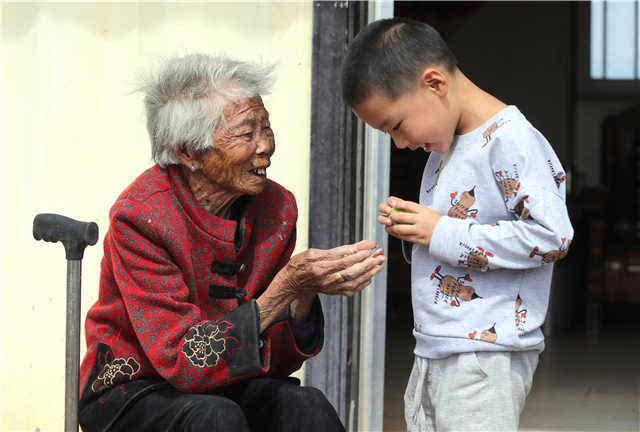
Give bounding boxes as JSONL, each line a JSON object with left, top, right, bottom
{"left": 139, "top": 54, "right": 275, "bottom": 167}
{"left": 341, "top": 18, "right": 457, "bottom": 107}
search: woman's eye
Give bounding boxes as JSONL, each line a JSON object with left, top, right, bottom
{"left": 236, "top": 132, "right": 253, "bottom": 139}
{"left": 392, "top": 121, "right": 402, "bottom": 131}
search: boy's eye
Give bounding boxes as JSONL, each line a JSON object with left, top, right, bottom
{"left": 392, "top": 121, "right": 403, "bottom": 131}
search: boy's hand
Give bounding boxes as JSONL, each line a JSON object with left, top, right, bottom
{"left": 377, "top": 196, "right": 441, "bottom": 248}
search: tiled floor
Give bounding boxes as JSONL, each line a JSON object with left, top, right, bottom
{"left": 383, "top": 313, "right": 640, "bottom": 432}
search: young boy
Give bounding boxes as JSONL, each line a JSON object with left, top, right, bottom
{"left": 341, "top": 18, "right": 573, "bottom": 431}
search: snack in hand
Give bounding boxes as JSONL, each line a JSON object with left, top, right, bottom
{"left": 389, "top": 207, "right": 409, "bottom": 224}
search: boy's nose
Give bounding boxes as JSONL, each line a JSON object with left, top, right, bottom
{"left": 392, "top": 135, "right": 409, "bottom": 149}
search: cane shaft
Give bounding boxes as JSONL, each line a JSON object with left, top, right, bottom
{"left": 65, "top": 260, "right": 82, "bottom": 432}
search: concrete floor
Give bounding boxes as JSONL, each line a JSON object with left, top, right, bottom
{"left": 383, "top": 311, "right": 414, "bottom": 432}
{"left": 520, "top": 323, "right": 640, "bottom": 432}
{"left": 383, "top": 314, "right": 640, "bottom": 432}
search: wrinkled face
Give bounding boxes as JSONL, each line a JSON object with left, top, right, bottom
{"left": 198, "top": 96, "right": 275, "bottom": 196}
{"left": 352, "top": 87, "right": 456, "bottom": 154}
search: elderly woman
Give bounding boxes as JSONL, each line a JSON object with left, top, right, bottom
{"left": 77, "top": 54, "right": 386, "bottom": 432}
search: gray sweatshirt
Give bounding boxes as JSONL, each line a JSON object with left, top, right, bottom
{"left": 408, "top": 105, "right": 573, "bottom": 359}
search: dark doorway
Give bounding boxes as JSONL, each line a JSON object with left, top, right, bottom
{"left": 383, "top": 2, "right": 640, "bottom": 431}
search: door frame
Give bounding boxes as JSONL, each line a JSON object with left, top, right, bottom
{"left": 306, "top": 2, "right": 393, "bottom": 431}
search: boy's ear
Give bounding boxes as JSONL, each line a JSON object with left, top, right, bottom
{"left": 419, "top": 68, "right": 448, "bottom": 97}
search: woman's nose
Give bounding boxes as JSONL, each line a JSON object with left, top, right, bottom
{"left": 256, "top": 131, "right": 275, "bottom": 157}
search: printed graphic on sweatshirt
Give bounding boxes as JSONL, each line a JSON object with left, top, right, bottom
{"left": 458, "top": 242, "right": 494, "bottom": 272}
{"left": 513, "top": 196, "right": 532, "bottom": 220}
{"left": 529, "top": 237, "right": 571, "bottom": 263}
{"left": 425, "top": 160, "right": 444, "bottom": 194}
{"left": 182, "top": 320, "right": 240, "bottom": 368}
{"left": 515, "top": 295, "right": 527, "bottom": 334}
{"left": 448, "top": 186, "right": 478, "bottom": 219}
{"left": 482, "top": 118, "right": 510, "bottom": 148}
{"left": 547, "top": 159, "right": 566, "bottom": 188}
{"left": 468, "top": 323, "right": 498, "bottom": 343}
{"left": 494, "top": 166, "right": 521, "bottom": 200}
{"left": 431, "top": 265, "right": 481, "bottom": 307}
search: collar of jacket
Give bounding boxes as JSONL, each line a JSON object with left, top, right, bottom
{"left": 167, "top": 165, "right": 254, "bottom": 250}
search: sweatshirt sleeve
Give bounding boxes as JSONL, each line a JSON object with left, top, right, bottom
{"left": 428, "top": 127, "right": 574, "bottom": 271}
{"left": 108, "top": 208, "right": 267, "bottom": 392}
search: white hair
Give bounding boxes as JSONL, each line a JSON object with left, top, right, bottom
{"left": 139, "top": 53, "right": 275, "bottom": 167}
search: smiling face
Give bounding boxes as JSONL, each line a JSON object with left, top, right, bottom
{"left": 197, "top": 96, "right": 275, "bottom": 196}
{"left": 352, "top": 77, "right": 458, "bottom": 154}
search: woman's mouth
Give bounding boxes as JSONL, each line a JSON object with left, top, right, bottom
{"left": 249, "top": 167, "right": 267, "bottom": 177}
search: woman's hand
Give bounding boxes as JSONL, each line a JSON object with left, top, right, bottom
{"left": 257, "top": 240, "right": 386, "bottom": 332}
{"left": 279, "top": 239, "right": 386, "bottom": 298}
{"left": 377, "top": 196, "right": 441, "bottom": 248}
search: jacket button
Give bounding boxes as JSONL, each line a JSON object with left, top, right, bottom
{"left": 239, "top": 264, "right": 247, "bottom": 273}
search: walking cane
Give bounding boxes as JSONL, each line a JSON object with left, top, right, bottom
{"left": 33, "top": 213, "right": 99, "bottom": 432}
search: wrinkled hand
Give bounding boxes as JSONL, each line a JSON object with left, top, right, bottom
{"left": 279, "top": 240, "right": 386, "bottom": 297}
{"left": 377, "top": 196, "right": 441, "bottom": 247}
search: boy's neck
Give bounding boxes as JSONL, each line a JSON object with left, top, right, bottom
{"left": 453, "top": 69, "right": 508, "bottom": 135}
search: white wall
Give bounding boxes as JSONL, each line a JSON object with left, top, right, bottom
{"left": 0, "top": 3, "right": 313, "bottom": 431}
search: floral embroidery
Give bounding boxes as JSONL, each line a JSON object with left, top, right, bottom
{"left": 182, "top": 320, "right": 238, "bottom": 368}
{"left": 91, "top": 357, "right": 140, "bottom": 392}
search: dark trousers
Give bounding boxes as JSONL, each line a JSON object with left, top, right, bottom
{"left": 106, "top": 377, "right": 345, "bottom": 432}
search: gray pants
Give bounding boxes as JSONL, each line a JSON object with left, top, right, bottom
{"left": 404, "top": 351, "right": 539, "bottom": 432}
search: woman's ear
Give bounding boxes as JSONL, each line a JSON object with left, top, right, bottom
{"left": 419, "top": 67, "right": 448, "bottom": 97}
{"left": 175, "top": 145, "right": 200, "bottom": 171}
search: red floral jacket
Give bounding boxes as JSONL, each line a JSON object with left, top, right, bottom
{"left": 78, "top": 165, "right": 323, "bottom": 426}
